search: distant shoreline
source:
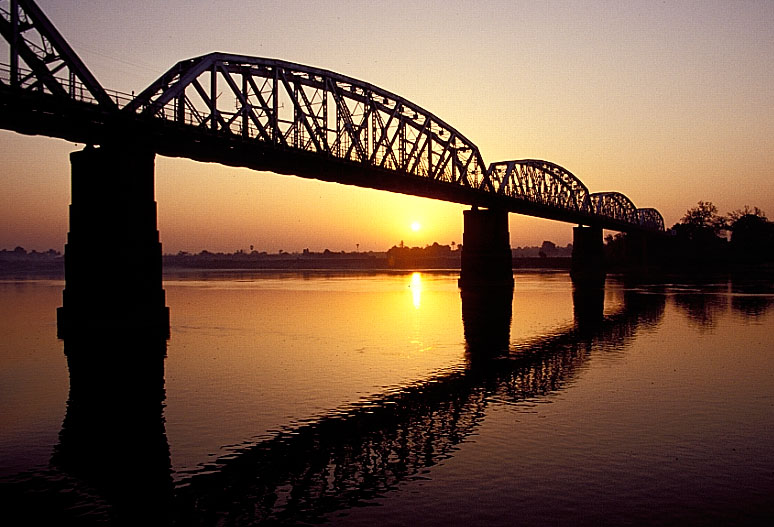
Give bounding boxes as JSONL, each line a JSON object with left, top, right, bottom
{"left": 0, "top": 256, "right": 573, "bottom": 278}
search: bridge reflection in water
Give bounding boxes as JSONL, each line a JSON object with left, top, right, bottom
{"left": 21, "top": 280, "right": 665, "bottom": 525}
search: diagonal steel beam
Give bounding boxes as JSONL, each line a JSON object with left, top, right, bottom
{"left": 244, "top": 73, "right": 285, "bottom": 146}
{"left": 378, "top": 114, "right": 404, "bottom": 170}
{"left": 215, "top": 63, "right": 272, "bottom": 142}
{"left": 9, "top": 0, "right": 115, "bottom": 108}
{"left": 370, "top": 102, "right": 401, "bottom": 165}
{"left": 190, "top": 77, "right": 231, "bottom": 133}
{"left": 293, "top": 77, "right": 328, "bottom": 153}
{"left": 126, "top": 55, "right": 212, "bottom": 115}
{"left": 327, "top": 79, "right": 367, "bottom": 162}
{"left": 342, "top": 94, "right": 371, "bottom": 163}
{"left": 278, "top": 70, "right": 324, "bottom": 153}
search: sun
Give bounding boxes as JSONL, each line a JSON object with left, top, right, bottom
{"left": 410, "top": 221, "right": 421, "bottom": 232}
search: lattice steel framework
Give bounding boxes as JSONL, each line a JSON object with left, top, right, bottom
{"left": 486, "top": 159, "right": 591, "bottom": 212}
{"left": 589, "top": 192, "right": 640, "bottom": 225}
{"left": 124, "top": 53, "right": 487, "bottom": 188}
{"left": 637, "top": 208, "right": 665, "bottom": 231}
{"left": 0, "top": 0, "right": 115, "bottom": 108}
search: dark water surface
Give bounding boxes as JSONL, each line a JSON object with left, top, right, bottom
{"left": 1, "top": 271, "right": 773, "bottom": 525}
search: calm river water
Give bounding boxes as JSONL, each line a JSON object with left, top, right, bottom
{"left": 1, "top": 270, "right": 773, "bottom": 525}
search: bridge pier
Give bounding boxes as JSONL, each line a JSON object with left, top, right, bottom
{"left": 570, "top": 225, "right": 606, "bottom": 286}
{"left": 57, "top": 145, "right": 169, "bottom": 338}
{"left": 459, "top": 208, "right": 514, "bottom": 290}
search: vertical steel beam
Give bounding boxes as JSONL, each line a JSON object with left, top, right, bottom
{"left": 322, "top": 81, "right": 328, "bottom": 153}
{"left": 292, "top": 80, "right": 299, "bottom": 148}
{"left": 272, "top": 67, "right": 279, "bottom": 144}
{"left": 335, "top": 88, "right": 342, "bottom": 158}
{"left": 176, "top": 93, "right": 185, "bottom": 124}
{"left": 427, "top": 120, "right": 432, "bottom": 178}
{"left": 399, "top": 119, "right": 405, "bottom": 170}
{"left": 241, "top": 69, "right": 248, "bottom": 138}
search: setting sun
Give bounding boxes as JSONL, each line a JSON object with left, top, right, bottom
{"left": 410, "top": 221, "right": 421, "bottom": 232}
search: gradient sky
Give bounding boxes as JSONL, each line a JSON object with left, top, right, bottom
{"left": 1, "top": 0, "right": 772, "bottom": 253}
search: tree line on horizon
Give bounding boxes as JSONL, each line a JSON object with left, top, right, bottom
{"left": 606, "top": 202, "right": 774, "bottom": 269}
{"left": 3, "top": 202, "right": 772, "bottom": 271}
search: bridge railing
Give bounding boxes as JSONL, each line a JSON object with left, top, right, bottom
{"left": 0, "top": 61, "right": 133, "bottom": 108}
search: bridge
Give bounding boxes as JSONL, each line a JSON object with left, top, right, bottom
{"left": 0, "top": 0, "right": 666, "bottom": 336}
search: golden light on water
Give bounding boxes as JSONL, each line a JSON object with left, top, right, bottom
{"left": 409, "top": 272, "right": 422, "bottom": 309}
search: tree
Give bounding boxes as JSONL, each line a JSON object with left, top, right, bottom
{"left": 726, "top": 206, "right": 773, "bottom": 263}
{"left": 679, "top": 201, "right": 726, "bottom": 234}
{"left": 539, "top": 240, "right": 557, "bottom": 257}
{"left": 669, "top": 201, "right": 729, "bottom": 267}
{"left": 727, "top": 205, "right": 766, "bottom": 224}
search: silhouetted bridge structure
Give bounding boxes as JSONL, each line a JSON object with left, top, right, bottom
{"left": 0, "top": 0, "right": 666, "bottom": 335}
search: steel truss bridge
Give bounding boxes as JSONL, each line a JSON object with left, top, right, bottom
{"left": 0, "top": 0, "right": 664, "bottom": 233}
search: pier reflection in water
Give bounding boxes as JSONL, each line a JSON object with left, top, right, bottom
{"left": 55, "top": 335, "right": 173, "bottom": 523}
{"left": 3, "top": 272, "right": 773, "bottom": 525}
{"left": 3, "top": 333, "right": 174, "bottom": 525}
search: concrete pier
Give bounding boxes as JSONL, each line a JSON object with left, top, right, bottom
{"left": 570, "top": 225, "right": 605, "bottom": 286}
{"left": 459, "top": 208, "right": 514, "bottom": 290}
{"left": 57, "top": 145, "right": 169, "bottom": 338}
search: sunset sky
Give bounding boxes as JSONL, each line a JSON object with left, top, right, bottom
{"left": 1, "top": 0, "right": 772, "bottom": 253}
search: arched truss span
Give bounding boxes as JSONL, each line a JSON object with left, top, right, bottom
{"left": 589, "top": 192, "right": 639, "bottom": 225}
{"left": 636, "top": 208, "right": 665, "bottom": 231}
{"left": 123, "top": 53, "right": 487, "bottom": 188}
{"left": 485, "top": 159, "right": 590, "bottom": 213}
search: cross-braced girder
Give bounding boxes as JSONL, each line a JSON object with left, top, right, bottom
{"left": 124, "top": 53, "right": 487, "bottom": 189}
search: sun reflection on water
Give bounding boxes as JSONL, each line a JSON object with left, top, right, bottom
{"left": 409, "top": 272, "right": 422, "bottom": 309}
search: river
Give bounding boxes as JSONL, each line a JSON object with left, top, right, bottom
{"left": 1, "top": 271, "right": 773, "bottom": 525}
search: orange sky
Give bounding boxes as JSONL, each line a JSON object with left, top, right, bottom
{"left": 1, "top": 0, "right": 773, "bottom": 253}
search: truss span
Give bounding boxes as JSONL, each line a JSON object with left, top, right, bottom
{"left": 486, "top": 159, "right": 591, "bottom": 213}
{"left": 121, "top": 54, "right": 664, "bottom": 232}
{"left": 123, "top": 53, "right": 487, "bottom": 189}
{"left": 637, "top": 208, "right": 665, "bottom": 231}
{"left": 590, "top": 192, "right": 639, "bottom": 225}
